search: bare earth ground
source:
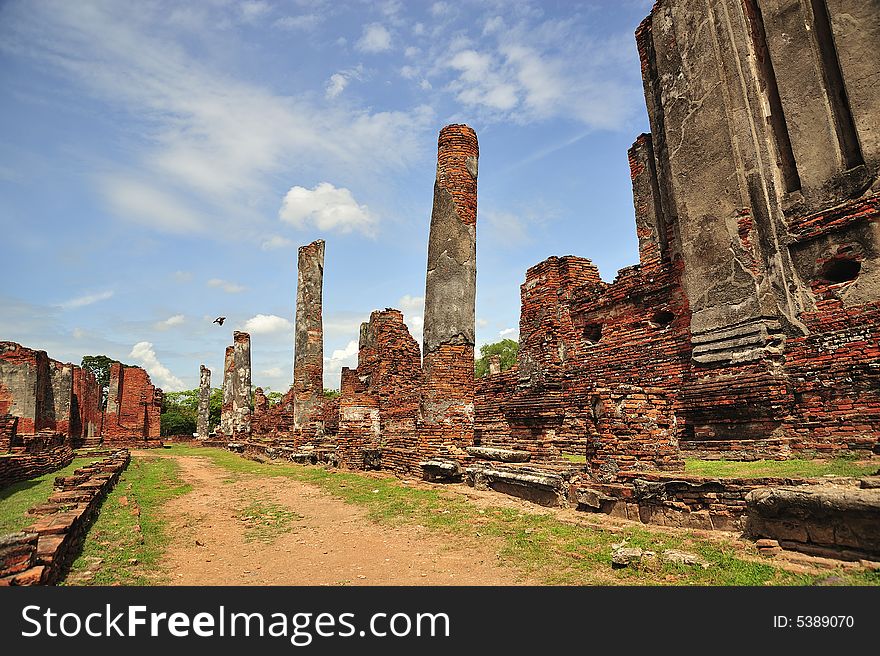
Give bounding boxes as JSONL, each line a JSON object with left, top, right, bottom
{"left": 154, "top": 454, "right": 536, "bottom": 586}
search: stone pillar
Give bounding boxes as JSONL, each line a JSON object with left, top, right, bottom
{"left": 220, "top": 345, "right": 234, "bottom": 435}
{"left": 197, "top": 365, "right": 211, "bottom": 438}
{"left": 232, "top": 331, "right": 252, "bottom": 435}
{"left": 420, "top": 124, "right": 479, "bottom": 441}
{"left": 488, "top": 355, "right": 502, "bottom": 375}
{"left": 293, "top": 239, "right": 325, "bottom": 430}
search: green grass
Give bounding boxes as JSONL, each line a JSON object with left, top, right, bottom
{"left": 0, "top": 456, "right": 103, "bottom": 535}
{"left": 684, "top": 458, "right": 879, "bottom": 479}
{"left": 561, "top": 454, "right": 587, "bottom": 463}
{"left": 162, "top": 445, "right": 879, "bottom": 586}
{"left": 63, "top": 454, "right": 191, "bottom": 585}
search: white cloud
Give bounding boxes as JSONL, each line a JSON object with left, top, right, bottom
{"left": 155, "top": 314, "right": 185, "bottom": 330}
{"left": 208, "top": 278, "right": 246, "bottom": 294}
{"left": 279, "top": 182, "right": 377, "bottom": 235}
{"left": 438, "top": 20, "right": 641, "bottom": 129}
{"left": 476, "top": 318, "right": 489, "bottom": 328}
{"left": 397, "top": 294, "right": 424, "bottom": 341}
{"left": 242, "top": 314, "right": 293, "bottom": 334}
{"left": 323, "top": 338, "right": 359, "bottom": 388}
{"left": 448, "top": 49, "right": 518, "bottom": 111}
{"left": 59, "top": 290, "right": 114, "bottom": 310}
{"left": 326, "top": 73, "right": 348, "bottom": 99}
{"left": 261, "top": 235, "right": 292, "bottom": 250}
{"left": 499, "top": 327, "right": 519, "bottom": 340}
{"left": 172, "top": 270, "right": 193, "bottom": 283}
{"left": 129, "top": 341, "right": 186, "bottom": 392}
{"left": 357, "top": 23, "right": 391, "bottom": 53}
{"left": 260, "top": 366, "right": 284, "bottom": 378}
{"left": 325, "top": 65, "right": 364, "bottom": 100}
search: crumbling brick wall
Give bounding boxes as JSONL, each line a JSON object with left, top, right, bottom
{"left": 337, "top": 310, "right": 422, "bottom": 474}
{"left": 103, "top": 363, "right": 162, "bottom": 442}
{"left": 471, "top": 0, "right": 879, "bottom": 466}
{"left": 71, "top": 366, "right": 102, "bottom": 443}
{"left": 0, "top": 342, "right": 76, "bottom": 440}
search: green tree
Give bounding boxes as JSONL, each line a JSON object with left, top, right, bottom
{"left": 81, "top": 354, "right": 124, "bottom": 409}
{"left": 160, "top": 409, "right": 196, "bottom": 436}
{"left": 323, "top": 388, "right": 340, "bottom": 399}
{"left": 267, "top": 391, "right": 283, "bottom": 406}
{"left": 209, "top": 388, "right": 222, "bottom": 430}
{"left": 474, "top": 339, "right": 519, "bottom": 378}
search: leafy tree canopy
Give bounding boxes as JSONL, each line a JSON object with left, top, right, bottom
{"left": 474, "top": 339, "right": 519, "bottom": 378}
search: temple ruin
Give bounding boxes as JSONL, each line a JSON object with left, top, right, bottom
{"left": 2, "top": 0, "right": 878, "bottom": 577}
{"left": 239, "top": 0, "right": 878, "bottom": 556}
{"left": 1, "top": 342, "right": 161, "bottom": 450}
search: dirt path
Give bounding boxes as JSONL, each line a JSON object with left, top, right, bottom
{"left": 154, "top": 454, "right": 536, "bottom": 586}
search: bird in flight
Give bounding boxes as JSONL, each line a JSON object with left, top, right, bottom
{"left": 213, "top": 316, "right": 226, "bottom": 326}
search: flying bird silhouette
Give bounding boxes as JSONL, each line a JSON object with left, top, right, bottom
{"left": 213, "top": 316, "right": 226, "bottom": 326}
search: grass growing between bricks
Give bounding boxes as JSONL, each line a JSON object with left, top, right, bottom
{"left": 165, "top": 446, "right": 880, "bottom": 586}
{"left": 684, "top": 458, "right": 879, "bottom": 479}
{"left": 63, "top": 455, "right": 191, "bottom": 585}
{"left": 0, "top": 456, "right": 103, "bottom": 535}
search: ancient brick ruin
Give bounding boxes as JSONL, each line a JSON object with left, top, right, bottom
{"left": 103, "top": 362, "right": 162, "bottom": 444}
{"left": 196, "top": 364, "right": 211, "bottom": 438}
{"left": 3, "top": 0, "right": 877, "bottom": 574}
{"left": 236, "top": 0, "right": 879, "bottom": 555}
{"left": 293, "top": 240, "right": 325, "bottom": 434}
{"left": 0, "top": 342, "right": 149, "bottom": 454}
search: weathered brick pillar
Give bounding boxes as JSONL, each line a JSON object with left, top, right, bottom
{"left": 220, "top": 345, "right": 234, "bottom": 435}
{"left": 197, "top": 364, "right": 211, "bottom": 438}
{"left": 293, "top": 239, "right": 325, "bottom": 431}
{"left": 232, "top": 331, "right": 252, "bottom": 435}
{"left": 488, "top": 355, "right": 502, "bottom": 375}
{"left": 420, "top": 124, "right": 478, "bottom": 445}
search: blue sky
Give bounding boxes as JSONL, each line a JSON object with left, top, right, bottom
{"left": 0, "top": 0, "right": 653, "bottom": 393}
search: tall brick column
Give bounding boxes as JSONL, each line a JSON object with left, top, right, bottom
{"left": 197, "top": 364, "right": 211, "bottom": 438}
{"left": 420, "top": 124, "right": 479, "bottom": 445}
{"left": 293, "top": 239, "right": 325, "bottom": 431}
{"left": 220, "top": 345, "right": 234, "bottom": 435}
{"left": 232, "top": 331, "right": 251, "bottom": 435}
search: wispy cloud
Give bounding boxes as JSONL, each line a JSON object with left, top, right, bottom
{"left": 155, "top": 314, "right": 185, "bottom": 331}
{"left": 261, "top": 235, "right": 293, "bottom": 251}
{"left": 59, "top": 290, "right": 114, "bottom": 310}
{"left": 208, "top": 278, "right": 246, "bottom": 294}
{"left": 0, "top": 2, "right": 432, "bottom": 238}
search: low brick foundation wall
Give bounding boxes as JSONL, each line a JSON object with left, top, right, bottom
{"left": 0, "top": 449, "right": 130, "bottom": 585}
{"left": 0, "top": 445, "right": 75, "bottom": 490}
{"left": 572, "top": 471, "right": 822, "bottom": 532}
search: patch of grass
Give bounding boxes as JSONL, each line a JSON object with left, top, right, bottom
{"left": 63, "top": 455, "right": 191, "bottom": 585}
{"left": 0, "top": 457, "right": 102, "bottom": 535}
{"left": 237, "top": 498, "right": 303, "bottom": 543}
{"left": 684, "top": 458, "right": 879, "bottom": 479}
{"left": 561, "top": 454, "right": 587, "bottom": 463}
{"left": 164, "top": 446, "right": 878, "bottom": 586}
